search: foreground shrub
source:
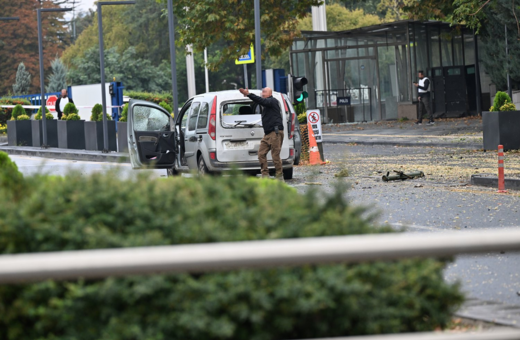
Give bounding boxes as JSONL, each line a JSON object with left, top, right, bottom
{"left": 119, "top": 103, "right": 129, "bottom": 122}
{"left": 0, "top": 158, "right": 463, "bottom": 340}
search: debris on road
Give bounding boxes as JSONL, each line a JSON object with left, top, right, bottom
{"left": 382, "top": 170, "right": 425, "bottom": 182}
{"left": 334, "top": 169, "right": 350, "bottom": 177}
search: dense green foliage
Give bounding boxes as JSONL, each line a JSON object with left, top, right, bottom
{"left": 0, "top": 152, "right": 24, "bottom": 197}
{"left": 12, "top": 62, "right": 32, "bottom": 96}
{"left": 125, "top": 91, "right": 173, "bottom": 106}
{"left": 90, "top": 104, "right": 102, "bottom": 122}
{"left": 119, "top": 103, "right": 129, "bottom": 122}
{"left": 35, "top": 106, "right": 53, "bottom": 120}
{"left": 64, "top": 113, "right": 81, "bottom": 121}
{"left": 63, "top": 102, "right": 79, "bottom": 117}
{"left": 10, "top": 105, "right": 26, "bottom": 120}
{"left": 499, "top": 102, "right": 517, "bottom": 111}
{"left": 0, "top": 98, "right": 32, "bottom": 124}
{"left": 159, "top": 101, "right": 173, "bottom": 114}
{"left": 0, "top": 153, "right": 463, "bottom": 340}
{"left": 491, "top": 91, "right": 511, "bottom": 111}
{"left": 15, "top": 114, "right": 30, "bottom": 121}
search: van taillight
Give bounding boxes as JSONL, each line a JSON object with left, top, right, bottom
{"left": 208, "top": 95, "right": 217, "bottom": 140}
{"left": 290, "top": 148, "right": 295, "bottom": 157}
{"left": 289, "top": 112, "right": 295, "bottom": 139}
{"left": 210, "top": 152, "right": 216, "bottom": 160}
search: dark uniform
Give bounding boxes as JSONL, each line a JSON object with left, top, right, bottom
{"left": 247, "top": 93, "right": 284, "bottom": 178}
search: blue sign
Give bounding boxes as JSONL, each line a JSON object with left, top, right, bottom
{"left": 337, "top": 97, "right": 351, "bottom": 106}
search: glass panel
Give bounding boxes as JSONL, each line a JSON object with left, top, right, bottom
{"left": 197, "top": 103, "right": 209, "bottom": 129}
{"left": 187, "top": 102, "right": 201, "bottom": 131}
{"left": 447, "top": 67, "right": 461, "bottom": 75}
{"left": 464, "top": 32, "right": 475, "bottom": 65}
{"left": 378, "top": 46, "right": 398, "bottom": 120}
{"left": 415, "top": 24, "right": 429, "bottom": 78}
{"left": 430, "top": 27, "right": 441, "bottom": 67}
{"left": 441, "top": 28, "right": 453, "bottom": 66}
{"left": 453, "top": 34, "right": 463, "bottom": 65}
{"left": 133, "top": 106, "right": 170, "bottom": 131}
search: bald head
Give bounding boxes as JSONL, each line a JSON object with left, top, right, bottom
{"left": 261, "top": 87, "right": 272, "bottom": 98}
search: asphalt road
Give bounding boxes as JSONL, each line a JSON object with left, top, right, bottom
{"left": 8, "top": 144, "right": 520, "bottom": 307}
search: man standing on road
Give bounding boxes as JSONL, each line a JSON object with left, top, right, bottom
{"left": 238, "top": 87, "right": 284, "bottom": 180}
{"left": 55, "top": 89, "right": 74, "bottom": 120}
{"left": 414, "top": 71, "right": 434, "bottom": 125}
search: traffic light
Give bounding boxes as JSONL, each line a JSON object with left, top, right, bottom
{"left": 292, "top": 76, "right": 308, "bottom": 104}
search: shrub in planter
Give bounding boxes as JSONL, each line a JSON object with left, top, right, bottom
{"left": 119, "top": 103, "right": 129, "bottom": 122}
{"left": 483, "top": 92, "right": 520, "bottom": 150}
{"left": 500, "top": 102, "right": 516, "bottom": 111}
{"left": 10, "top": 104, "right": 26, "bottom": 120}
{"left": 297, "top": 112, "right": 307, "bottom": 124}
{"left": 64, "top": 113, "right": 81, "bottom": 121}
{"left": 16, "top": 114, "right": 30, "bottom": 120}
{"left": 0, "top": 160, "right": 463, "bottom": 339}
{"left": 0, "top": 98, "right": 32, "bottom": 123}
{"left": 90, "top": 103, "right": 102, "bottom": 121}
{"left": 32, "top": 108, "right": 58, "bottom": 147}
{"left": 35, "top": 106, "right": 54, "bottom": 120}
{"left": 58, "top": 112, "right": 85, "bottom": 149}
{"left": 490, "top": 91, "right": 512, "bottom": 111}
{"left": 62, "top": 102, "right": 79, "bottom": 120}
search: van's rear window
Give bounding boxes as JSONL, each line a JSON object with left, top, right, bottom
{"left": 221, "top": 101, "right": 262, "bottom": 128}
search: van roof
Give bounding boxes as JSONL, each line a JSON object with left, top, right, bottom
{"left": 191, "top": 89, "right": 285, "bottom": 101}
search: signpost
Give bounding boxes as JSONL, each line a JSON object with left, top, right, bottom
{"left": 306, "top": 109, "right": 323, "bottom": 143}
{"left": 46, "top": 95, "right": 58, "bottom": 112}
{"left": 236, "top": 44, "right": 255, "bottom": 89}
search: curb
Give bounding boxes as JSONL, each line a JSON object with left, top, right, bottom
{"left": 323, "top": 139, "right": 482, "bottom": 149}
{"left": 0, "top": 146, "right": 129, "bottom": 163}
{"left": 471, "top": 174, "right": 520, "bottom": 191}
{"left": 456, "top": 298, "right": 520, "bottom": 328}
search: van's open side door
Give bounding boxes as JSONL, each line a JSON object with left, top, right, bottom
{"left": 127, "top": 99, "right": 176, "bottom": 169}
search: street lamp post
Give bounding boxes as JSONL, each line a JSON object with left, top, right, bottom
{"left": 37, "top": 8, "right": 72, "bottom": 148}
{"left": 167, "top": 0, "right": 179, "bottom": 115}
{"left": 254, "top": 0, "right": 262, "bottom": 89}
{"left": 97, "top": 1, "right": 135, "bottom": 153}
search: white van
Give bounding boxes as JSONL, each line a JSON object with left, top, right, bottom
{"left": 127, "top": 90, "right": 296, "bottom": 179}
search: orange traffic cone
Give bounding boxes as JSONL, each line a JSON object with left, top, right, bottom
{"left": 308, "top": 121, "right": 325, "bottom": 165}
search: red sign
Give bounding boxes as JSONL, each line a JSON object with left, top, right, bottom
{"left": 46, "top": 95, "right": 58, "bottom": 112}
{"left": 308, "top": 111, "right": 320, "bottom": 124}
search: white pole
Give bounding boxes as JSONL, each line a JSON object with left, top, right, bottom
{"left": 186, "top": 44, "right": 196, "bottom": 97}
{"left": 204, "top": 48, "right": 209, "bottom": 93}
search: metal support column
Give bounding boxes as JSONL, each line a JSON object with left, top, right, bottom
{"left": 254, "top": 0, "right": 262, "bottom": 89}
{"left": 167, "top": 0, "right": 179, "bottom": 114}
{"left": 474, "top": 30, "right": 482, "bottom": 116}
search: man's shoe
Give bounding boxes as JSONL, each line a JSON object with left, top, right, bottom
{"left": 427, "top": 121, "right": 435, "bottom": 125}
{"left": 261, "top": 174, "right": 270, "bottom": 179}
{"left": 415, "top": 121, "right": 422, "bottom": 125}
{"left": 275, "top": 175, "right": 285, "bottom": 182}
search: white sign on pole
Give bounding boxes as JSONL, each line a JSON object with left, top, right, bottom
{"left": 306, "top": 109, "right": 323, "bottom": 143}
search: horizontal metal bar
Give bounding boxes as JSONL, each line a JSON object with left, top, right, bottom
{"left": 98, "top": 1, "right": 136, "bottom": 5}
{"left": 39, "top": 8, "right": 73, "bottom": 12}
{"left": 0, "top": 17, "right": 20, "bottom": 20}
{"left": 294, "top": 330, "right": 520, "bottom": 340}
{"left": 1, "top": 229, "right": 520, "bottom": 283}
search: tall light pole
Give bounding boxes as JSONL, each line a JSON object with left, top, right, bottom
{"left": 166, "top": 0, "right": 179, "bottom": 115}
{"left": 37, "top": 8, "right": 72, "bottom": 148}
{"left": 97, "top": 1, "right": 135, "bottom": 153}
{"left": 254, "top": 0, "right": 262, "bottom": 89}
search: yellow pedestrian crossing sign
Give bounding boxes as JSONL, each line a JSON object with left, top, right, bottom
{"left": 235, "top": 44, "right": 255, "bottom": 65}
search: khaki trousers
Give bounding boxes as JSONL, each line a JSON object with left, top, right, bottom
{"left": 258, "top": 131, "right": 284, "bottom": 177}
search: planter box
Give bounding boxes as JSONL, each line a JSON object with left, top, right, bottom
{"left": 84, "top": 121, "right": 117, "bottom": 151}
{"left": 58, "top": 120, "right": 86, "bottom": 150}
{"left": 483, "top": 111, "right": 520, "bottom": 151}
{"left": 117, "top": 121, "right": 128, "bottom": 153}
{"left": 7, "top": 120, "right": 32, "bottom": 146}
{"left": 31, "top": 120, "right": 58, "bottom": 147}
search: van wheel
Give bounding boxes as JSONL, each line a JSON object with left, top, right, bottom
{"left": 283, "top": 167, "right": 293, "bottom": 180}
{"left": 167, "top": 166, "right": 179, "bottom": 177}
{"left": 198, "top": 156, "right": 210, "bottom": 176}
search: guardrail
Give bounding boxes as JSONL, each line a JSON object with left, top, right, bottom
{"left": 2, "top": 229, "right": 520, "bottom": 339}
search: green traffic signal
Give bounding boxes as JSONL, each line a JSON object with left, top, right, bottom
{"left": 296, "top": 94, "right": 304, "bottom": 102}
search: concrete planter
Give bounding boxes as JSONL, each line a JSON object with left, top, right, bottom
{"left": 7, "top": 120, "right": 32, "bottom": 146}
{"left": 84, "top": 121, "right": 117, "bottom": 151}
{"left": 482, "top": 111, "right": 520, "bottom": 151}
{"left": 117, "top": 121, "right": 128, "bottom": 153}
{"left": 58, "top": 120, "right": 86, "bottom": 150}
{"left": 31, "top": 120, "right": 58, "bottom": 147}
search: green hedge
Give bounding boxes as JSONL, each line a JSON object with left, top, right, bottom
{"left": 125, "top": 91, "right": 173, "bottom": 106}
{"left": 0, "top": 153, "right": 463, "bottom": 340}
{"left": 0, "top": 98, "right": 32, "bottom": 124}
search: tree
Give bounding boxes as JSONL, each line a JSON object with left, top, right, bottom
{"left": 12, "top": 62, "right": 32, "bottom": 95}
{"left": 298, "top": 4, "right": 381, "bottom": 31}
{"left": 166, "top": 0, "right": 323, "bottom": 70}
{"left": 377, "top": 0, "right": 416, "bottom": 21}
{"left": 46, "top": 58, "right": 68, "bottom": 93}
{"left": 0, "top": 0, "right": 71, "bottom": 96}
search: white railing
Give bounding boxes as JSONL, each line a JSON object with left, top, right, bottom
{"left": 2, "top": 229, "right": 520, "bottom": 339}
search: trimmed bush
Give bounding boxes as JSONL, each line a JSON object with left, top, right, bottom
{"left": 119, "top": 103, "right": 129, "bottom": 122}
{"left": 90, "top": 104, "right": 102, "bottom": 121}
{"left": 298, "top": 112, "right": 307, "bottom": 124}
{"left": 500, "top": 102, "right": 517, "bottom": 111}
{"left": 0, "top": 124, "right": 6, "bottom": 135}
{"left": 63, "top": 102, "right": 79, "bottom": 118}
{"left": 11, "top": 104, "right": 26, "bottom": 120}
{"left": 125, "top": 90, "right": 173, "bottom": 106}
{"left": 0, "top": 154, "right": 464, "bottom": 340}
{"left": 0, "top": 152, "right": 24, "bottom": 196}
{"left": 16, "top": 114, "right": 30, "bottom": 120}
{"left": 159, "top": 101, "right": 172, "bottom": 113}
{"left": 35, "top": 106, "right": 53, "bottom": 120}
{"left": 491, "top": 91, "right": 511, "bottom": 112}
{"left": 64, "top": 113, "right": 81, "bottom": 121}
